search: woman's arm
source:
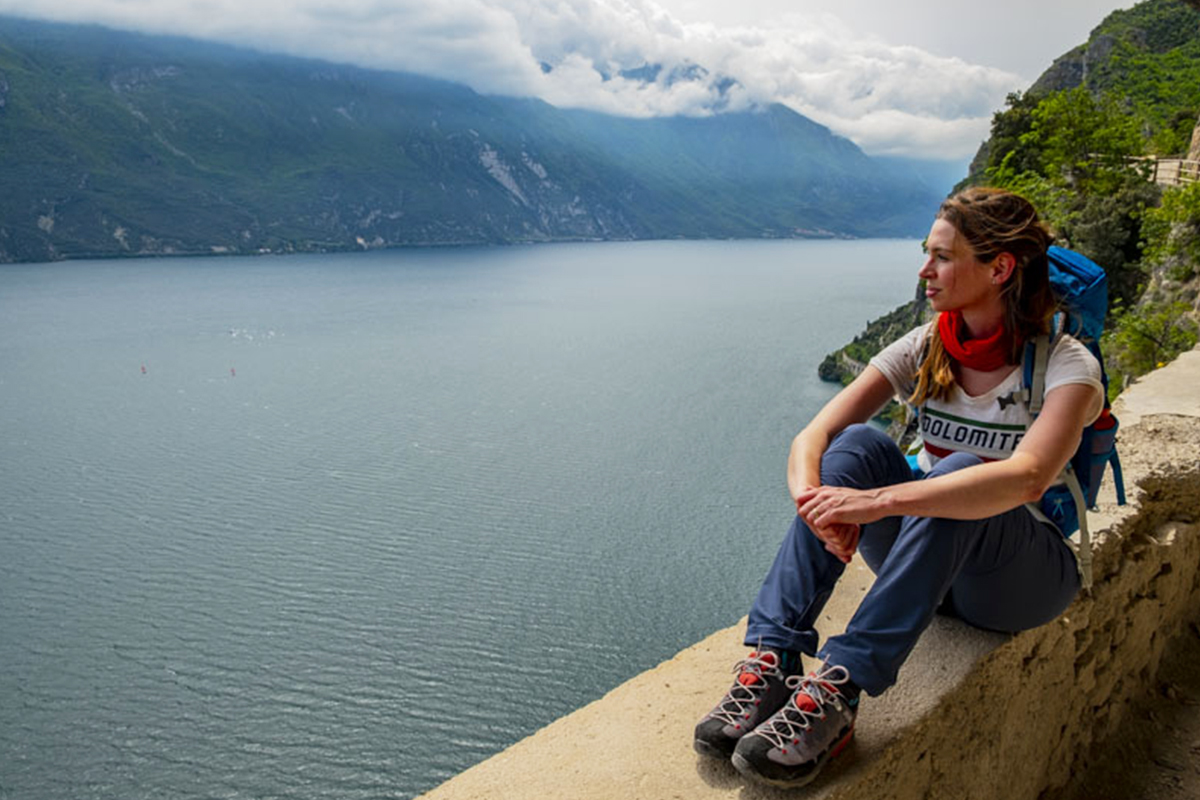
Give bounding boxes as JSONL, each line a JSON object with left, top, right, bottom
{"left": 797, "top": 382, "right": 1100, "bottom": 528}
{"left": 787, "top": 365, "right": 896, "bottom": 563}
{"left": 787, "top": 365, "right": 897, "bottom": 502}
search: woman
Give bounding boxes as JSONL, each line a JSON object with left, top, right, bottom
{"left": 693, "top": 188, "right": 1103, "bottom": 788}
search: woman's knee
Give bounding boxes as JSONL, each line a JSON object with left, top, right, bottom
{"left": 828, "top": 423, "right": 891, "bottom": 452}
{"left": 820, "top": 424, "right": 910, "bottom": 489}
{"left": 924, "top": 451, "right": 983, "bottom": 478}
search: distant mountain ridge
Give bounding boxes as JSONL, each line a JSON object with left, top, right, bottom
{"left": 0, "top": 16, "right": 941, "bottom": 263}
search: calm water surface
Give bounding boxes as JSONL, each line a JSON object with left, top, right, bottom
{"left": 0, "top": 239, "right": 918, "bottom": 799}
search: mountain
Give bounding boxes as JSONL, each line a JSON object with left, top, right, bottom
{"left": 823, "top": 0, "right": 1200, "bottom": 395}
{"left": 0, "top": 16, "right": 941, "bottom": 263}
{"left": 964, "top": 0, "right": 1200, "bottom": 183}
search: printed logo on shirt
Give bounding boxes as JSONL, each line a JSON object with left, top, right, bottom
{"left": 919, "top": 408, "right": 1028, "bottom": 458}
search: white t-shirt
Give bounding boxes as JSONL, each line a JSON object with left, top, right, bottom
{"left": 869, "top": 323, "right": 1104, "bottom": 474}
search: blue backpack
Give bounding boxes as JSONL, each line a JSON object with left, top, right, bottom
{"left": 1016, "top": 246, "right": 1126, "bottom": 588}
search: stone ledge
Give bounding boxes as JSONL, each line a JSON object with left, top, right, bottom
{"left": 419, "top": 348, "right": 1200, "bottom": 800}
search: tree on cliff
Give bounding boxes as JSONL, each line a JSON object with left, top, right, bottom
{"left": 822, "top": 0, "right": 1200, "bottom": 397}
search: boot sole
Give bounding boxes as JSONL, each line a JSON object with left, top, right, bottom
{"left": 730, "top": 728, "right": 853, "bottom": 788}
{"left": 693, "top": 737, "right": 735, "bottom": 759}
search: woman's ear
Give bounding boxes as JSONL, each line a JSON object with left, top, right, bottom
{"left": 991, "top": 252, "right": 1017, "bottom": 285}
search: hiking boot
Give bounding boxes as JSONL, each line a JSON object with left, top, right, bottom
{"left": 693, "top": 650, "right": 794, "bottom": 758}
{"left": 731, "top": 663, "right": 858, "bottom": 788}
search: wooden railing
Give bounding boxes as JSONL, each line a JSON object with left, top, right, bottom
{"left": 1148, "top": 158, "right": 1200, "bottom": 187}
{"left": 1121, "top": 155, "right": 1200, "bottom": 187}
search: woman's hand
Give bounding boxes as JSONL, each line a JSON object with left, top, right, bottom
{"left": 794, "top": 485, "right": 881, "bottom": 564}
{"left": 796, "top": 484, "right": 885, "bottom": 529}
{"left": 814, "top": 521, "right": 861, "bottom": 564}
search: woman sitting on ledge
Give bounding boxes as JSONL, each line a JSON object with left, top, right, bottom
{"left": 694, "top": 187, "right": 1103, "bottom": 788}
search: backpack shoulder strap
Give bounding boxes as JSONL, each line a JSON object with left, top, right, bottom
{"left": 1063, "top": 467, "right": 1094, "bottom": 590}
{"left": 1023, "top": 315, "right": 1063, "bottom": 416}
{"left": 1012, "top": 332, "right": 1052, "bottom": 416}
{"left": 1027, "top": 333, "right": 1051, "bottom": 416}
{"left": 1021, "top": 327, "right": 1095, "bottom": 589}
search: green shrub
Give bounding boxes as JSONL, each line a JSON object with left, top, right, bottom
{"left": 1141, "top": 181, "right": 1200, "bottom": 280}
{"left": 1104, "top": 299, "right": 1199, "bottom": 398}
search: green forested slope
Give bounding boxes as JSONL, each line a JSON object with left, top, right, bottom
{"left": 0, "top": 16, "right": 939, "bottom": 263}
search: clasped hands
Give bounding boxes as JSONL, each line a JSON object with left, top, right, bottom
{"left": 793, "top": 485, "right": 881, "bottom": 565}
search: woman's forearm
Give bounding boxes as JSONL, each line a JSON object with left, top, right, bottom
{"left": 787, "top": 427, "right": 828, "bottom": 500}
{"left": 876, "top": 454, "right": 1044, "bottom": 520}
{"left": 787, "top": 366, "right": 897, "bottom": 502}
{"left": 877, "top": 382, "right": 1098, "bottom": 521}
{"left": 798, "top": 454, "right": 1044, "bottom": 530}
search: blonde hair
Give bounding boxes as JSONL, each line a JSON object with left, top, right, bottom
{"left": 910, "top": 188, "right": 1057, "bottom": 405}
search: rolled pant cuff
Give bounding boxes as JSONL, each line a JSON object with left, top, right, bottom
{"left": 817, "top": 645, "right": 888, "bottom": 696}
{"left": 743, "top": 625, "right": 818, "bottom": 658}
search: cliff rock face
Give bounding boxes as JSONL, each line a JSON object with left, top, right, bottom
{"left": 1027, "top": 44, "right": 1088, "bottom": 96}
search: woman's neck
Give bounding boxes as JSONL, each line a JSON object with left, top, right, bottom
{"left": 959, "top": 300, "right": 1005, "bottom": 340}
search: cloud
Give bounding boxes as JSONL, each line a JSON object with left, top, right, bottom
{"left": 0, "top": 0, "right": 1023, "bottom": 158}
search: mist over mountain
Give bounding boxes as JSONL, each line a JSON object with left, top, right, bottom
{"left": 0, "top": 16, "right": 944, "bottom": 262}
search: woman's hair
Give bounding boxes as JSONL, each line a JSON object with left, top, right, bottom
{"left": 910, "top": 187, "right": 1057, "bottom": 406}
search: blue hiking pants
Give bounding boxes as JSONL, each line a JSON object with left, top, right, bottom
{"left": 745, "top": 424, "right": 1080, "bottom": 696}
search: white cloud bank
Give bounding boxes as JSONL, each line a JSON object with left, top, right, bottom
{"left": 0, "top": 0, "right": 1026, "bottom": 159}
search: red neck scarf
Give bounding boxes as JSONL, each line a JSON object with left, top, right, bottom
{"left": 937, "top": 310, "right": 1011, "bottom": 371}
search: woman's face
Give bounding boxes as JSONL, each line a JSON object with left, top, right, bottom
{"left": 919, "top": 218, "right": 998, "bottom": 314}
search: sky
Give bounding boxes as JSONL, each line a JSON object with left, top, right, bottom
{"left": 0, "top": 0, "right": 1138, "bottom": 161}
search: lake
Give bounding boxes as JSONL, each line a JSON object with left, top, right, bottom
{"left": 0, "top": 239, "right": 919, "bottom": 799}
